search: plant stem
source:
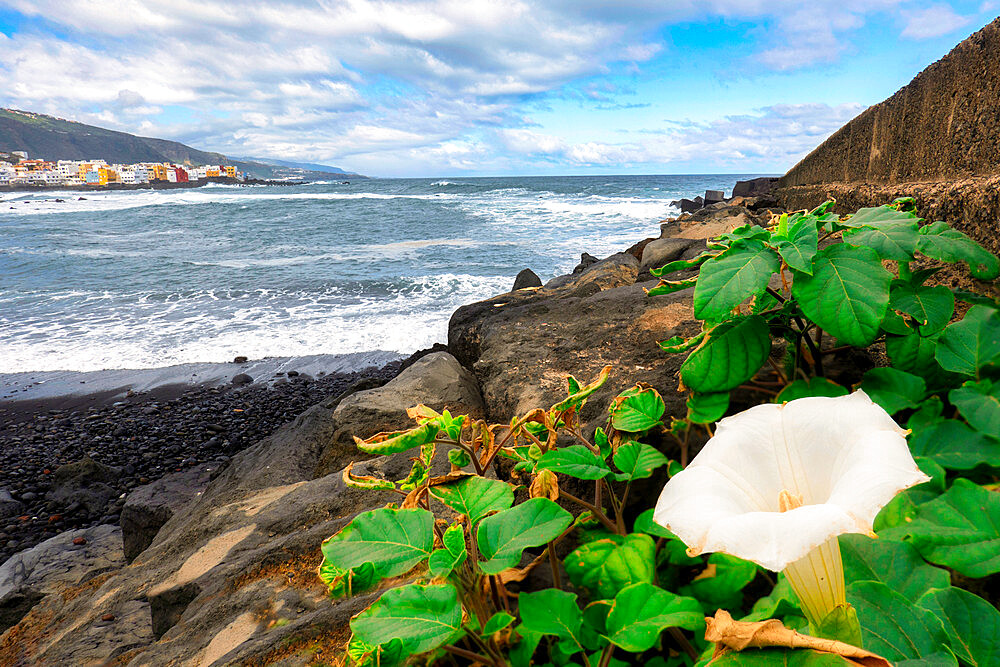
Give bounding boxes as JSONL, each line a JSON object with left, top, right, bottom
{"left": 766, "top": 356, "right": 789, "bottom": 385}
{"left": 598, "top": 645, "right": 616, "bottom": 667}
{"left": 547, "top": 542, "right": 562, "bottom": 589}
{"left": 764, "top": 286, "right": 787, "bottom": 303}
{"left": 738, "top": 384, "right": 779, "bottom": 396}
{"left": 668, "top": 627, "right": 699, "bottom": 661}
{"left": 793, "top": 316, "right": 824, "bottom": 376}
{"left": 560, "top": 490, "right": 618, "bottom": 533}
{"left": 442, "top": 644, "right": 500, "bottom": 666}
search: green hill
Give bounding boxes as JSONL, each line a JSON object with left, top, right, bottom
{"left": 0, "top": 109, "right": 364, "bottom": 179}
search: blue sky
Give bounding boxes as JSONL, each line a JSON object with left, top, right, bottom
{"left": 0, "top": 1, "right": 995, "bottom": 176}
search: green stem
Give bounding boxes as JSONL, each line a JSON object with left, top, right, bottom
{"left": 598, "top": 644, "right": 616, "bottom": 667}
{"left": 561, "top": 491, "right": 618, "bottom": 534}
{"left": 898, "top": 260, "right": 912, "bottom": 281}
{"left": 668, "top": 627, "right": 699, "bottom": 661}
{"left": 442, "top": 644, "right": 499, "bottom": 666}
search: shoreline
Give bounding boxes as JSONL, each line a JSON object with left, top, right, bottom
{"left": 0, "top": 176, "right": 306, "bottom": 196}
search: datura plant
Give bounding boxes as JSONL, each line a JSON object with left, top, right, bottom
{"left": 653, "top": 391, "right": 928, "bottom": 639}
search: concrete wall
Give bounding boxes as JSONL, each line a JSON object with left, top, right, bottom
{"left": 780, "top": 18, "right": 1000, "bottom": 187}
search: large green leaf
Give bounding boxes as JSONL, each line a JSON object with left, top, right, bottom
{"left": 774, "top": 377, "right": 848, "bottom": 402}
{"left": 907, "top": 419, "right": 1000, "bottom": 469}
{"left": 605, "top": 583, "right": 704, "bottom": 653}
{"left": 791, "top": 244, "right": 892, "bottom": 347}
{"left": 889, "top": 282, "right": 955, "bottom": 335}
{"left": 709, "top": 649, "right": 856, "bottom": 666}
{"left": 917, "top": 587, "right": 1000, "bottom": 667}
{"left": 428, "top": 476, "right": 514, "bottom": 526}
{"left": 564, "top": 533, "right": 656, "bottom": 600}
{"left": 843, "top": 220, "right": 919, "bottom": 261}
{"left": 838, "top": 534, "right": 949, "bottom": 603}
{"left": 843, "top": 204, "right": 920, "bottom": 228}
{"left": 477, "top": 497, "right": 573, "bottom": 574}
{"left": 354, "top": 422, "right": 441, "bottom": 455}
{"left": 609, "top": 385, "right": 666, "bottom": 432}
{"left": 772, "top": 214, "right": 819, "bottom": 274}
{"left": 875, "top": 457, "right": 947, "bottom": 535}
{"left": 321, "top": 508, "right": 434, "bottom": 580}
{"left": 686, "top": 391, "right": 730, "bottom": 423}
{"left": 886, "top": 331, "right": 946, "bottom": 380}
{"left": 680, "top": 315, "right": 771, "bottom": 393}
{"left": 847, "top": 581, "right": 950, "bottom": 662}
{"left": 680, "top": 553, "right": 757, "bottom": 613}
{"left": 935, "top": 305, "right": 1000, "bottom": 377}
{"left": 895, "top": 479, "right": 1000, "bottom": 577}
{"left": 427, "top": 524, "right": 468, "bottom": 578}
{"left": 612, "top": 442, "right": 669, "bottom": 481}
{"left": 518, "top": 589, "right": 584, "bottom": 644}
{"left": 950, "top": 378, "right": 1000, "bottom": 435}
{"left": 537, "top": 445, "right": 613, "bottom": 480}
{"left": 859, "top": 367, "right": 926, "bottom": 414}
{"left": 917, "top": 221, "right": 1000, "bottom": 279}
{"left": 693, "top": 239, "right": 780, "bottom": 321}
{"left": 350, "top": 583, "right": 462, "bottom": 656}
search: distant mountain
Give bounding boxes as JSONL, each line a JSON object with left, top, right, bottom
{"left": 239, "top": 157, "right": 349, "bottom": 175}
{"left": 0, "top": 109, "right": 364, "bottom": 180}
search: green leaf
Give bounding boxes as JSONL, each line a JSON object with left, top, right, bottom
{"left": 429, "top": 476, "right": 514, "bottom": 526}
{"left": 874, "top": 457, "right": 947, "bottom": 534}
{"left": 772, "top": 214, "right": 819, "bottom": 274}
{"left": 741, "top": 576, "right": 803, "bottom": 623}
{"left": 709, "top": 649, "right": 854, "bottom": 666}
{"left": 633, "top": 509, "right": 702, "bottom": 566}
{"left": 609, "top": 385, "right": 666, "bottom": 432}
{"left": 693, "top": 239, "right": 781, "bottom": 321}
{"left": 659, "top": 331, "right": 706, "bottom": 354}
{"left": 950, "top": 378, "right": 1000, "bottom": 435}
{"left": 843, "top": 220, "right": 919, "bottom": 261}
{"left": 551, "top": 366, "right": 612, "bottom": 412}
{"left": 838, "top": 533, "right": 949, "bottom": 603}
{"left": 477, "top": 498, "right": 573, "bottom": 575}
{"left": 321, "top": 508, "right": 433, "bottom": 580}
{"left": 791, "top": 244, "right": 892, "bottom": 347}
{"left": 447, "top": 448, "right": 471, "bottom": 468}
{"left": 354, "top": 422, "right": 440, "bottom": 455}
{"left": 917, "top": 220, "right": 1000, "bottom": 279}
{"left": 510, "top": 627, "right": 543, "bottom": 667}
{"left": 680, "top": 315, "right": 771, "bottom": 393}
{"left": 647, "top": 276, "right": 698, "bottom": 297}
{"left": 594, "top": 426, "right": 611, "bottom": 458}
{"left": 427, "top": 524, "right": 467, "bottom": 578}
{"left": 686, "top": 391, "right": 730, "bottom": 423}
{"left": 564, "top": 533, "right": 656, "bottom": 600}
{"left": 351, "top": 583, "right": 462, "bottom": 656}
{"left": 774, "top": 378, "right": 848, "bottom": 402}
{"left": 907, "top": 419, "right": 1000, "bottom": 469}
{"left": 518, "top": 589, "right": 584, "bottom": 645}
{"left": 916, "top": 587, "right": 1000, "bottom": 667}
{"left": 885, "top": 330, "right": 948, "bottom": 382}
{"left": 680, "top": 553, "right": 757, "bottom": 613}
{"left": 537, "top": 445, "right": 613, "bottom": 480}
{"left": 612, "top": 442, "right": 669, "bottom": 481}
{"left": 953, "top": 289, "right": 999, "bottom": 309}
{"left": 318, "top": 560, "right": 378, "bottom": 598}
{"left": 859, "top": 367, "right": 926, "bottom": 414}
{"left": 483, "top": 611, "right": 516, "bottom": 637}
{"left": 848, "top": 581, "right": 950, "bottom": 662}
{"left": 843, "top": 204, "right": 921, "bottom": 228}
{"left": 935, "top": 305, "right": 1000, "bottom": 377}
{"left": 889, "top": 282, "right": 955, "bottom": 335}
{"left": 649, "top": 251, "right": 715, "bottom": 277}
{"left": 894, "top": 478, "right": 1000, "bottom": 577}
{"left": 347, "top": 635, "right": 406, "bottom": 667}
{"left": 814, "top": 605, "right": 862, "bottom": 648}
{"left": 605, "top": 583, "right": 704, "bottom": 653}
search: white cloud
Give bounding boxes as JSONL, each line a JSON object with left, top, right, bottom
{"left": 901, "top": 5, "right": 971, "bottom": 39}
{"left": 0, "top": 1, "right": 905, "bottom": 173}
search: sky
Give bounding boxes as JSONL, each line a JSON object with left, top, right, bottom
{"left": 0, "top": 1, "right": 996, "bottom": 177}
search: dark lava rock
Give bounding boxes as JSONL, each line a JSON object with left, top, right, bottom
{"left": 572, "top": 252, "right": 599, "bottom": 274}
{"left": 512, "top": 268, "right": 542, "bottom": 291}
{"left": 231, "top": 373, "right": 253, "bottom": 386}
{"left": 45, "top": 458, "right": 120, "bottom": 516}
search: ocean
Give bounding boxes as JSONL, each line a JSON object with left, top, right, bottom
{"left": 0, "top": 174, "right": 760, "bottom": 374}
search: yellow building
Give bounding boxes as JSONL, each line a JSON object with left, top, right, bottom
{"left": 224, "top": 165, "right": 237, "bottom": 178}
{"left": 148, "top": 164, "right": 168, "bottom": 181}
{"left": 205, "top": 166, "right": 221, "bottom": 178}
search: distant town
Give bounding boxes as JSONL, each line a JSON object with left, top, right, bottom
{"left": 0, "top": 150, "right": 245, "bottom": 187}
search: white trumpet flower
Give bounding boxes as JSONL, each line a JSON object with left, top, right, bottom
{"left": 653, "top": 390, "right": 928, "bottom": 628}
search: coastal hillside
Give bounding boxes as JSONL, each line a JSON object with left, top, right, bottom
{"left": 0, "top": 109, "right": 363, "bottom": 180}
{"left": 780, "top": 18, "right": 1000, "bottom": 186}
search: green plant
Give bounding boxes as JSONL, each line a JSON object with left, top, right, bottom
{"left": 318, "top": 200, "right": 1000, "bottom": 666}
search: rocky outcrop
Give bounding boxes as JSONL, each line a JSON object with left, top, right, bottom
{"left": 512, "top": 268, "right": 542, "bottom": 290}
{"left": 45, "top": 457, "right": 120, "bottom": 517}
{"left": 781, "top": 18, "right": 1000, "bottom": 186}
{"left": 120, "top": 463, "right": 220, "bottom": 563}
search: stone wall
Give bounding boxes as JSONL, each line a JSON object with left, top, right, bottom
{"left": 780, "top": 18, "right": 1000, "bottom": 187}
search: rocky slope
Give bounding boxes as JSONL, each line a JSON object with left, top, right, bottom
{"left": 0, "top": 202, "right": 764, "bottom": 666}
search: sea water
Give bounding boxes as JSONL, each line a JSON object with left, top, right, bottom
{"left": 0, "top": 175, "right": 762, "bottom": 373}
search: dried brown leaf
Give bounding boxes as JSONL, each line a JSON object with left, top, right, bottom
{"left": 529, "top": 469, "right": 560, "bottom": 501}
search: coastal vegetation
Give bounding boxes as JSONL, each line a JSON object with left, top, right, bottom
{"left": 319, "top": 200, "right": 1000, "bottom": 666}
